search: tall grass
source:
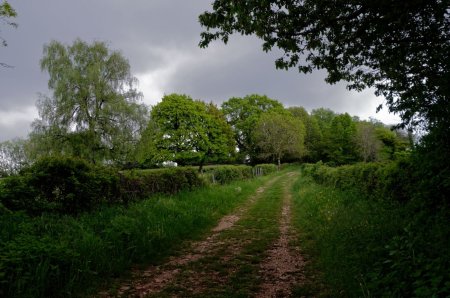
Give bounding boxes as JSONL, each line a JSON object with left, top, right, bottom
{"left": 0, "top": 177, "right": 269, "bottom": 297}
{"left": 292, "top": 174, "right": 404, "bottom": 296}
{"left": 291, "top": 174, "right": 450, "bottom": 297}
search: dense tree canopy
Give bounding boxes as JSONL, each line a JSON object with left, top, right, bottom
{"left": 221, "top": 94, "right": 285, "bottom": 162}
{"left": 31, "top": 39, "right": 148, "bottom": 164}
{"left": 0, "top": 138, "right": 29, "bottom": 176}
{"left": 149, "top": 94, "right": 235, "bottom": 169}
{"left": 199, "top": 1, "right": 450, "bottom": 136}
{"left": 253, "top": 112, "right": 305, "bottom": 168}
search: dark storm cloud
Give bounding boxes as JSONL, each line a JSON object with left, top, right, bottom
{"left": 163, "top": 35, "right": 384, "bottom": 117}
{"left": 0, "top": 0, "right": 399, "bottom": 141}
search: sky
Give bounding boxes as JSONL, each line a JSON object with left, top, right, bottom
{"left": 0, "top": 0, "right": 400, "bottom": 142}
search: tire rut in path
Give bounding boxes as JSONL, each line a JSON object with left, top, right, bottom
{"left": 101, "top": 175, "right": 281, "bottom": 297}
{"left": 256, "top": 171, "right": 307, "bottom": 298}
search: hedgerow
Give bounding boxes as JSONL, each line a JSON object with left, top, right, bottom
{"left": 300, "top": 160, "right": 449, "bottom": 297}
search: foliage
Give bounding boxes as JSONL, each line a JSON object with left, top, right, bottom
{"left": 149, "top": 94, "right": 235, "bottom": 169}
{"left": 0, "top": 138, "right": 30, "bottom": 177}
{"left": 253, "top": 163, "right": 277, "bottom": 175}
{"left": 327, "top": 113, "right": 358, "bottom": 164}
{"left": 0, "top": 156, "right": 119, "bottom": 215}
{"left": 31, "top": 39, "right": 148, "bottom": 164}
{"left": 301, "top": 160, "right": 416, "bottom": 202}
{"left": 199, "top": 1, "right": 450, "bottom": 135}
{"left": 119, "top": 167, "right": 203, "bottom": 201}
{"left": 221, "top": 94, "right": 286, "bottom": 162}
{"left": 355, "top": 121, "right": 381, "bottom": 162}
{"left": 199, "top": 1, "right": 450, "bottom": 207}
{"left": 200, "top": 164, "right": 253, "bottom": 184}
{"left": 0, "top": 0, "right": 17, "bottom": 67}
{"left": 288, "top": 107, "right": 322, "bottom": 161}
{"left": 292, "top": 174, "right": 449, "bottom": 297}
{"left": 0, "top": 178, "right": 265, "bottom": 297}
{"left": 253, "top": 112, "right": 305, "bottom": 167}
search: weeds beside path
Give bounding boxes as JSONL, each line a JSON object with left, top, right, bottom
{"left": 100, "top": 170, "right": 313, "bottom": 297}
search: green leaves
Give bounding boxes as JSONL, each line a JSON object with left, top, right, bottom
{"left": 33, "top": 39, "right": 148, "bottom": 164}
{"left": 149, "top": 94, "right": 235, "bottom": 168}
{"left": 253, "top": 112, "right": 306, "bottom": 167}
{"left": 199, "top": 0, "right": 450, "bottom": 138}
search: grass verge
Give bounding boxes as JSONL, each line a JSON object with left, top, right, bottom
{"left": 0, "top": 177, "right": 271, "bottom": 298}
{"left": 291, "top": 174, "right": 450, "bottom": 297}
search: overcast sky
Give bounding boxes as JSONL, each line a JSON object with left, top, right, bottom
{"left": 0, "top": 0, "right": 400, "bottom": 142}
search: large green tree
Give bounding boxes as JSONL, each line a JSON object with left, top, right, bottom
{"left": 221, "top": 94, "right": 285, "bottom": 163}
{"left": 149, "top": 94, "right": 235, "bottom": 170}
{"left": 31, "top": 39, "right": 148, "bottom": 164}
{"left": 253, "top": 112, "right": 305, "bottom": 169}
{"left": 288, "top": 106, "right": 322, "bottom": 162}
{"left": 199, "top": 1, "right": 450, "bottom": 138}
{"left": 328, "top": 113, "right": 358, "bottom": 164}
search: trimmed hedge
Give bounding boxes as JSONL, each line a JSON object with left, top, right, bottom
{"left": 119, "top": 167, "right": 203, "bottom": 202}
{"left": 253, "top": 163, "right": 277, "bottom": 176}
{"left": 301, "top": 159, "right": 416, "bottom": 202}
{"left": 301, "top": 160, "right": 450, "bottom": 297}
{"left": 0, "top": 159, "right": 280, "bottom": 216}
{"left": 201, "top": 165, "right": 253, "bottom": 184}
{"left": 200, "top": 164, "right": 277, "bottom": 185}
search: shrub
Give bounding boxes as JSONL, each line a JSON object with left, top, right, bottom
{"left": 200, "top": 165, "right": 253, "bottom": 184}
{"left": 0, "top": 156, "right": 119, "bottom": 215}
{"left": 253, "top": 163, "right": 277, "bottom": 176}
{"left": 301, "top": 160, "right": 415, "bottom": 202}
{"left": 119, "top": 167, "right": 203, "bottom": 201}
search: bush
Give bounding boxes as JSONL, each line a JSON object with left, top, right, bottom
{"left": 301, "top": 160, "right": 415, "bottom": 202}
{"left": 253, "top": 163, "right": 277, "bottom": 176}
{"left": 119, "top": 167, "right": 203, "bottom": 201}
{"left": 300, "top": 161, "right": 450, "bottom": 297}
{"left": 0, "top": 156, "right": 119, "bottom": 215}
{"left": 200, "top": 165, "right": 253, "bottom": 184}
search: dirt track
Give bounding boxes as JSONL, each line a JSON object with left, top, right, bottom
{"left": 100, "top": 172, "right": 308, "bottom": 297}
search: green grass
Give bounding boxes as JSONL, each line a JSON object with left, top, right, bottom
{"left": 291, "top": 173, "right": 450, "bottom": 297}
{"left": 291, "top": 174, "right": 405, "bottom": 297}
{"left": 0, "top": 176, "right": 271, "bottom": 298}
{"left": 154, "top": 172, "right": 297, "bottom": 297}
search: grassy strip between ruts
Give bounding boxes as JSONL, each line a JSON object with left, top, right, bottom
{"left": 152, "top": 172, "right": 291, "bottom": 297}
{"left": 0, "top": 175, "right": 275, "bottom": 298}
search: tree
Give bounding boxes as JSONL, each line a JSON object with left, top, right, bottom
{"left": 288, "top": 106, "right": 322, "bottom": 162}
{"left": 199, "top": 1, "right": 450, "bottom": 137}
{"left": 221, "top": 94, "right": 286, "bottom": 163}
{"left": 0, "top": 138, "right": 30, "bottom": 176}
{"left": 150, "top": 94, "right": 235, "bottom": 170}
{"left": 31, "top": 39, "right": 148, "bottom": 164}
{"left": 253, "top": 112, "right": 305, "bottom": 169}
{"left": 355, "top": 121, "right": 381, "bottom": 162}
{"left": 0, "top": 0, "right": 17, "bottom": 67}
{"left": 310, "top": 108, "right": 337, "bottom": 161}
{"left": 328, "top": 113, "right": 358, "bottom": 165}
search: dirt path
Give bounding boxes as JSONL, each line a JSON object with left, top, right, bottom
{"left": 100, "top": 175, "right": 281, "bottom": 297}
{"left": 100, "top": 171, "right": 309, "bottom": 297}
{"left": 256, "top": 172, "right": 307, "bottom": 297}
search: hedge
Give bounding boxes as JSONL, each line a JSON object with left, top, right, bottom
{"left": 0, "top": 158, "right": 280, "bottom": 216}
{"left": 119, "top": 167, "right": 203, "bottom": 202}
{"left": 301, "top": 159, "right": 416, "bottom": 202}
{"left": 0, "top": 157, "right": 119, "bottom": 215}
